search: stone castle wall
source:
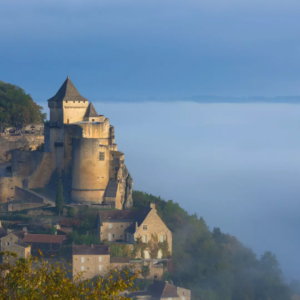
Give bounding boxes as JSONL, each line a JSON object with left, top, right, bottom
{"left": 72, "top": 139, "right": 110, "bottom": 203}
{"left": 63, "top": 100, "right": 89, "bottom": 124}
{"left": 0, "top": 135, "right": 44, "bottom": 163}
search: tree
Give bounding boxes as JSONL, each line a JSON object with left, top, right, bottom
{"left": 141, "top": 265, "right": 150, "bottom": 279}
{"left": 55, "top": 179, "right": 64, "bottom": 216}
{"left": 0, "top": 81, "right": 46, "bottom": 127}
{"left": 0, "top": 250, "right": 139, "bottom": 299}
{"left": 68, "top": 207, "right": 75, "bottom": 218}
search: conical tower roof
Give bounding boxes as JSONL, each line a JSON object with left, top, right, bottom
{"left": 84, "top": 102, "right": 99, "bottom": 118}
{"left": 47, "top": 76, "right": 88, "bottom": 102}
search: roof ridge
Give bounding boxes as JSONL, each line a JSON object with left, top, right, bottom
{"left": 47, "top": 76, "right": 88, "bottom": 102}
{"left": 84, "top": 102, "right": 99, "bottom": 118}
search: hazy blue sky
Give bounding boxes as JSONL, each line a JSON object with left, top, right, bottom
{"left": 1, "top": 0, "right": 300, "bottom": 283}
{"left": 90, "top": 101, "right": 300, "bottom": 282}
{"left": 1, "top": 0, "right": 300, "bottom": 99}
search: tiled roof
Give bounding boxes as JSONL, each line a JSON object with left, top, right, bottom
{"left": 0, "top": 227, "right": 6, "bottom": 238}
{"left": 150, "top": 280, "right": 179, "bottom": 298}
{"left": 98, "top": 207, "right": 151, "bottom": 226}
{"left": 15, "top": 241, "right": 30, "bottom": 248}
{"left": 11, "top": 230, "right": 27, "bottom": 239}
{"left": 72, "top": 245, "right": 109, "bottom": 255}
{"left": 47, "top": 76, "right": 88, "bottom": 103}
{"left": 110, "top": 257, "right": 131, "bottom": 263}
{"left": 104, "top": 180, "right": 118, "bottom": 198}
{"left": 128, "top": 280, "right": 179, "bottom": 298}
{"left": 23, "top": 234, "right": 67, "bottom": 244}
{"left": 84, "top": 102, "right": 99, "bottom": 118}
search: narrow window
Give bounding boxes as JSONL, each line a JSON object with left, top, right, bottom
{"left": 86, "top": 267, "right": 89, "bottom": 270}
{"left": 143, "top": 225, "right": 147, "bottom": 230}
{"left": 92, "top": 119, "right": 95, "bottom": 122}
{"left": 81, "top": 266, "right": 84, "bottom": 271}
{"left": 99, "top": 256, "right": 102, "bottom": 262}
{"left": 99, "top": 152, "right": 105, "bottom": 161}
{"left": 81, "top": 257, "right": 85, "bottom": 263}
{"left": 108, "top": 223, "right": 112, "bottom": 229}
{"left": 160, "top": 235, "right": 164, "bottom": 242}
{"left": 99, "top": 265, "right": 103, "bottom": 271}
{"left": 143, "top": 235, "right": 147, "bottom": 243}
{"left": 112, "top": 234, "right": 115, "bottom": 238}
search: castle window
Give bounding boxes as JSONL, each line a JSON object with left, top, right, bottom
{"left": 143, "top": 225, "right": 147, "bottom": 231}
{"left": 81, "top": 266, "right": 84, "bottom": 271}
{"left": 160, "top": 235, "right": 164, "bottom": 242}
{"left": 99, "top": 265, "right": 103, "bottom": 271}
{"left": 99, "top": 152, "right": 105, "bottom": 161}
{"left": 99, "top": 256, "right": 102, "bottom": 262}
{"left": 81, "top": 257, "right": 85, "bottom": 263}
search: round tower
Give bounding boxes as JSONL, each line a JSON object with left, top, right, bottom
{"left": 71, "top": 139, "right": 110, "bottom": 203}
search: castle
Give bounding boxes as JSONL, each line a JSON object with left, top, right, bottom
{"left": 0, "top": 77, "right": 133, "bottom": 209}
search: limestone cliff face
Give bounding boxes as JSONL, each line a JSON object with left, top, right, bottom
{"left": 118, "top": 164, "right": 133, "bottom": 209}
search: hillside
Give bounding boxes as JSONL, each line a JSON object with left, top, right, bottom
{"left": 133, "top": 191, "right": 296, "bottom": 300}
{"left": 0, "top": 81, "right": 46, "bottom": 127}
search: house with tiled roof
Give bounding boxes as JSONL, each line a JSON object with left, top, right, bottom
{"left": 0, "top": 222, "right": 30, "bottom": 261}
{"left": 72, "top": 244, "right": 166, "bottom": 281}
{"left": 127, "top": 280, "right": 191, "bottom": 300}
{"left": 97, "top": 202, "right": 172, "bottom": 259}
{"left": 23, "top": 233, "right": 67, "bottom": 252}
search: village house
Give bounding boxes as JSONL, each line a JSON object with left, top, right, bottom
{"left": 0, "top": 221, "right": 30, "bottom": 261}
{"left": 72, "top": 244, "right": 166, "bottom": 281}
{"left": 127, "top": 280, "right": 191, "bottom": 300}
{"left": 22, "top": 233, "right": 67, "bottom": 252}
{"left": 97, "top": 202, "right": 172, "bottom": 259}
{"left": 72, "top": 244, "right": 111, "bottom": 280}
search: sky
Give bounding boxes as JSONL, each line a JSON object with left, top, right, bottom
{"left": 0, "top": 0, "right": 300, "bottom": 99}
{"left": 1, "top": 0, "right": 300, "bottom": 283}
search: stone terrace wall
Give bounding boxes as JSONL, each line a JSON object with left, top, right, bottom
{"left": 0, "top": 135, "right": 44, "bottom": 163}
{"left": 14, "top": 187, "right": 45, "bottom": 203}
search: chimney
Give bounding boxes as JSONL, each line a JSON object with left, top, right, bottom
{"left": 91, "top": 244, "right": 94, "bottom": 248}
{"left": 135, "top": 222, "right": 138, "bottom": 231}
{"left": 149, "top": 202, "right": 155, "bottom": 210}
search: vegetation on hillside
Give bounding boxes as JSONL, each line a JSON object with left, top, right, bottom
{"left": 0, "top": 250, "right": 139, "bottom": 299}
{"left": 0, "top": 81, "right": 46, "bottom": 127}
{"left": 132, "top": 191, "right": 295, "bottom": 300}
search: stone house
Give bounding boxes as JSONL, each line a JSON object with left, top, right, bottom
{"left": 0, "top": 222, "right": 30, "bottom": 261}
{"left": 97, "top": 203, "right": 172, "bottom": 259}
{"left": 72, "top": 244, "right": 165, "bottom": 281}
{"left": 22, "top": 234, "right": 67, "bottom": 252}
{"left": 128, "top": 280, "right": 191, "bottom": 300}
{"left": 72, "top": 244, "right": 111, "bottom": 280}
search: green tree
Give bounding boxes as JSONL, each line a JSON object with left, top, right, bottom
{"left": 68, "top": 207, "right": 75, "bottom": 218}
{"left": 0, "top": 81, "right": 46, "bottom": 127}
{"left": 141, "top": 265, "right": 150, "bottom": 279}
{"left": 0, "top": 250, "right": 139, "bottom": 299}
{"left": 55, "top": 179, "right": 64, "bottom": 216}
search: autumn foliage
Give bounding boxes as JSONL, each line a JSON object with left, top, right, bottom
{"left": 0, "top": 250, "right": 139, "bottom": 300}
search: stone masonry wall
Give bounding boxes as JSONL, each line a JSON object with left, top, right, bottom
{"left": 14, "top": 187, "right": 44, "bottom": 203}
{"left": 0, "top": 135, "right": 44, "bottom": 163}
